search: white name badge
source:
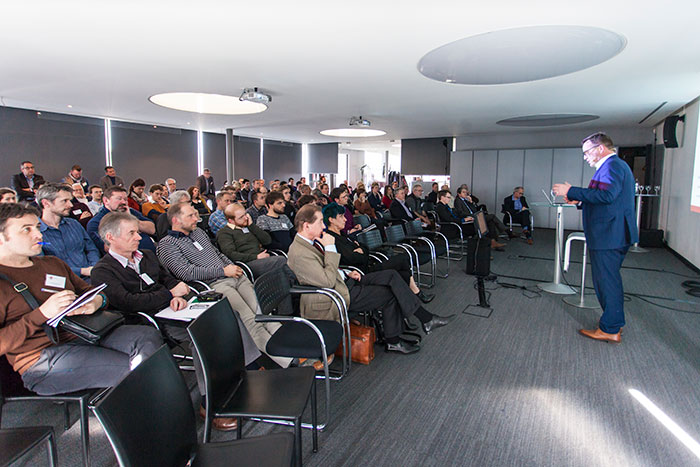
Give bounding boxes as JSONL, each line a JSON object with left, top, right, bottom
{"left": 45, "top": 274, "right": 66, "bottom": 289}
{"left": 192, "top": 241, "right": 204, "bottom": 251}
{"left": 140, "top": 273, "right": 155, "bottom": 285}
{"left": 72, "top": 209, "right": 82, "bottom": 215}
{"left": 241, "top": 227, "right": 250, "bottom": 234}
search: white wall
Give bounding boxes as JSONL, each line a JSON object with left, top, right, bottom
{"left": 450, "top": 127, "right": 654, "bottom": 230}
{"left": 657, "top": 98, "right": 700, "bottom": 269}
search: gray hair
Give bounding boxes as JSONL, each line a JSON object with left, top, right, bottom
{"left": 36, "top": 183, "right": 73, "bottom": 208}
{"left": 98, "top": 211, "right": 138, "bottom": 245}
{"left": 169, "top": 190, "right": 191, "bottom": 205}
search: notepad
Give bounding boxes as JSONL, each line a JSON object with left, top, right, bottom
{"left": 155, "top": 298, "right": 216, "bottom": 322}
{"left": 46, "top": 283, "right": 108, "bottom": 328}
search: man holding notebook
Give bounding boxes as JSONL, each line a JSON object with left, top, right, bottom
{"left": 0, "top": 203, "right": 161, "bottom": 395}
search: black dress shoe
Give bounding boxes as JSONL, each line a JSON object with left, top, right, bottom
{"left": 386, "top": 340, "right": 421, "bottom": 354}
{"left": 417, "top": 291, "right": 435, "bottom": 303}
{"left": 403, "top": 317, "right": 419, "bottom": 331}
{"left": 421, "top": 315, "right": 455, "bottom": 334}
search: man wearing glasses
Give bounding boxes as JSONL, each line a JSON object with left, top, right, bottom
{"left": 11, "top": 161, "right": 45, "bottom": 203}
{"left": 552, "top": 132, "right": 637, "bottom": 344}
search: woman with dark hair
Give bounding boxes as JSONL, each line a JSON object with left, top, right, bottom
{"left": 381, "top": 186, "right": 394, "bottom": 210}
{"left": 187, "top": 185, "right": 211, "bottom": 215}
{"left": 127, "top": 179, "right": 147, "bottom": 212}
{"left": 323, "top": 203, "right": 433, "bottom": 303}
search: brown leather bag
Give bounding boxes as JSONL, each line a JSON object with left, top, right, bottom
{"left": 336, "top": 322, "right": 376, "bottom": 365}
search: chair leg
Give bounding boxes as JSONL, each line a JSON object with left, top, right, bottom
{"left": 79, "top": 399, "right": 90, "bottom": 466}
{"left": 203, "top": 413, "right": 212, "bottom": 443}
{"left": 311, "top": 382, "right": 318, "bottom": 453}
{"left": 236, "top": 417, "right": 242, "bottom": 439}
{"left": 63, "top": 402, "right": 70, "bottom": 430}
{"left": 294, "top": 418, "right": 302, "bottom": 467}
{"left": 47, "top": 430, "right": 58, "bottom": 467}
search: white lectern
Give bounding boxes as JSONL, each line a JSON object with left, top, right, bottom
{"left": 531, "top": 201, "right": 577, "bottom": 295}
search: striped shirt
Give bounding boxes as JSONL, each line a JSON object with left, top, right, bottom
{"left": 156, "top": 227, "right": 232, "bottom": 282}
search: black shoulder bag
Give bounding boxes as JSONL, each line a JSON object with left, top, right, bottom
{"left": 0, "top": 273, "right": 124, "bottom": 344}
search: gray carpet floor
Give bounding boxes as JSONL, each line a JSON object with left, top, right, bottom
{"left": 6, "top": 229, "right": 700, "bottom": 466}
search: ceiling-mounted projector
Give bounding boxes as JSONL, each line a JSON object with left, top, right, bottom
{"left": 349, "top": 116, "right": 371, "bottom": 127}
{"left": 240, "top": 88, "right": 272, "bottom": 105}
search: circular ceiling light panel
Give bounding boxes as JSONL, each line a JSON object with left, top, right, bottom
{"left": 497, "top": 113, "right": 600, "bottom": 127}
{"left": 149, "top": 92, "right": 267, "bottom": 115}
{"left": 320, "top": 128, "right": 387, "bottom": 137}
{"left": 418, "top": 26, "right": 626, "bottom": 85}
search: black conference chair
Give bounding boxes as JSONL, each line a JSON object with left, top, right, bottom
{"left": 384, "top": 224, "right": 436, "bottom": 288}
{"left": 356, "top": 228, "right": 415, "bottom": 275}
{"left": 91, "top": 346, "right": 294, "bottom": 467}
{"left": 0, "top": 426, "right": 57, "bottom": 466}
{"left": 403, "top": 219, "right": 451, "bottom": 278}
{"left": 501, "top": 204, "right": 534, "bottom": 237}
{"left": 253, "top": 268, "right": 346, "bottom": 431}
{"left": 187, "top": 302, "right": 317, "bottom": 466}
{"left": 0, "top": 355, "right": 93, "bottom": 466}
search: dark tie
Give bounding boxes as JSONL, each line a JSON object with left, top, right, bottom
{"left": 312, "top": 240, "right": 325, "bottom": 256}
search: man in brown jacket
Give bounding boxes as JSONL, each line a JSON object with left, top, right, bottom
{"left": 287, "top": 204, "right": 453, "bottom": 354}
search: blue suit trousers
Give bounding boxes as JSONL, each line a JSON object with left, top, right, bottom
{"left": 588, "top": 246, "right": 629, "bottom": 333}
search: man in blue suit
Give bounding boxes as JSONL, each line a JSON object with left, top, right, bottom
{"left": 553, "top": 132, "right": 638, "bottom": 343}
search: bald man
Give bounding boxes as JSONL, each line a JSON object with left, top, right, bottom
{"left": 216, "top": 202, "right": 291, "bottom": 279}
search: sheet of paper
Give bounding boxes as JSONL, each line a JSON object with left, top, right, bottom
{"left": 154, "top": 298, "right": 215, "bottom": 322}
{"left": 47, "top": 283, "right": 108, "bottom": 328}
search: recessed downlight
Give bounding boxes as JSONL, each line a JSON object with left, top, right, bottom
{"left": 418, "top": 26, "right": 626, "bottom": 85}
{"left": 320, "top": 128, "right": 387, "bottom": 137}
{"left": 149, "top": 92, "right": 267, "bottom": 115}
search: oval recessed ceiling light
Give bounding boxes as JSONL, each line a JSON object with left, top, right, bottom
{"left": 320, "top": 128, "right": 387, "bottom": 137}
{"left": 497, "top": 114, "right": 600, "bottom": 127}
{"left": 418, "top": 25, "right": 626, "bottom": 85}
{"left": 149, "top": 92, "right": 267, "bottom": 115}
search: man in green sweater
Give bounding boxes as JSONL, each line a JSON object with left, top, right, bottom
{"left": 216, "top": 203, "right": 293, "bottom": 281}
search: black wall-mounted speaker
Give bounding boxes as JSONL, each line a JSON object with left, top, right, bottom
{"left": 663, "top": 115, "right": 684, "bottom": 148}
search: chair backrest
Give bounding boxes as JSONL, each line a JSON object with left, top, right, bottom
{"left": 405, "top": 219, "right": 423, "bottom": 236}
{"left": 1, "top": 355, "right": 32, "bottom": 400}
{"left": 423, "top": 201, "right": 435, "bottom": 213}
{"left": 357, "top": 229, "right": 383, "bottom": 251}
{"left": 354, "top": 214, "right": 371, "bottom": 229}
{"left": 385, "top": 224, "right": 406, "bottom": 244}
{"left": 187, "top": 300, "right": 246, "bottom": 411}
{"left": 381, "top": 210, "right": 393, "bottom": 221}
{"left": 92, "top": 346, "right": 198, "bottom": 467}
{"left": 254, "top": 268, "right": 292, "bottom": 315}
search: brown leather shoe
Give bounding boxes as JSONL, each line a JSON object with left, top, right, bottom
{"left": 579, "top": 328, "right": 621, "bottom": 343}
{"left": 314, "top": 354, "right": 334, "bottom": 371}
{"left": 491, "top": 239, "right": 506, "bottom": 248}
{"left": 527, "top": 238, "right": 533, "bottom": 245}
{"left": 200, "top": 405, "right": 238, "bottom": 431}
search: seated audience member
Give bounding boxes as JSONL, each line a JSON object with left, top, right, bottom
{"left": 127, "top": 178, "right": 148, "bottom": 212}
{"left": 208, "top": 190, "right": 235, "bottom": 236}
{"left": 157, "top": 203, "right": 291, "bottom": 368}
{"left": 454, "top": 186, "right": 507, "bottom": 250}
{"left": 426, "top": 182, "right": 439, "bottom": 203}
{"left": 503, "top": 186, "right": 533, "bottom": 244}
{"left": 87, "top": 186, "right": 156, "bottom": 253}
{"left": 71, "top": 183, "right": 90, "bottom": 207}
{"left": 389, "top": 186, "right": 419, "bottom": 222}
{"left": 37, "top": 183, "right": 100, "bottom": 279}
{"left": 238, "top": 178, "right": 251, "bottom": 205}
{"left": 61, "top": 164, "right": 90, "bottom": 193}
{"left": 382, "top": 186, "right": 394, "bottom": 210}
{"left": 217, "top": 203, "right": 291, "bottom": 279}
{"left": 311, "top": 189, "right": 328, "bottom": 206}
{"left": 0, "top": 203, "right": 162, "bottom": 395}
{"left": 330, "top": 188, "right": 362, "bottom": 236}
{"left": 296, "top": 194, "right": 317, "bottom": 208}
{"left": 0, "top": 188, "right": 17, "bottom": 204}
{"left": 319, "top": 183, "right": 331, "bottom": 204}
{"left": 141, "top": 184, "right": 169, "bottom": 221}
{"left": 405, "top": 184, "right": 433, "bottom": 226}
{"left": 256, "top": 191, "right": 294, "bottom": 252}
{"left": 195, "top": 168, "right": 216, "bottom": 204}
{"left": 246, "top": 179, "right": 263, "bottom": 205}
{"left": 91, "top": 210, "right": 259, "bottom": 431}
{"left": 287, "top": 205, "right": 452, "bottom": 354}
{"left": 435, "top": 189, "right": 495, "bottom": 246}
{"left": 65, "top": 184, "right": 93, "bottom": 228}
{"left": 353, "top": 188, "right": 377, "bottom": 218}
{"left": 11, "top": 161, "right": 45, "bottom": 203}
{"left": 87, "top": 185, "right": 103, "bottom": 215}
{"left": 188, "top": 185, "right": 211, "bottom": 216}
{"left": 323, "top": 203, "right": 433, "bottom": 303}
{"left": 246, "top": 190, "right": 268, "bottom": 225}
{"left": 155, "top": 190, "right": 191, "bottom": 240}
{"left": 99, "top": 166, "right": 125, "bottom": 191}
{"left": 164, "top": 178, "right": 177, "bottom": 201}
{"left": 367, "top": 182, "right": 385, "bottom": 212}
{"left": 294, "top": 183, "right": 311, "bottom": 203}
{"left": 280, "top": 185, "right": 296, "bottom": 223}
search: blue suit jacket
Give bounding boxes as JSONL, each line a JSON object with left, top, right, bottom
{"left": 567, "top": 155, "right": 638, "bottom": 250}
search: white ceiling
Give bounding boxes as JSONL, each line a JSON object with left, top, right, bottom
{"left": 2, "top": 1, "right": 699, "bottom": 144}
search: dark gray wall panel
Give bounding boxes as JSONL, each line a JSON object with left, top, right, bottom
{"left": 233, "top": 136, "right": 261, "bottom": 181}
{"left": 0, "top": 106, "right": 105, "bottom": 186}
{"left": 111, "top": 122, "right": 197, "bottom": 189}
{"left": 496, "top": 150, "right": 525, "bottom": 207}
{"left": 308, "top": 143, "right": 338, "bottom": 173}
{"left": 203, "top": 132, "right": 226, "bottom": 187}
{"left": 263, "top": 140, "right": 301, "bottom": 181}
{"left": 401, "top": 137, "right": 451, "bottom": 175}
